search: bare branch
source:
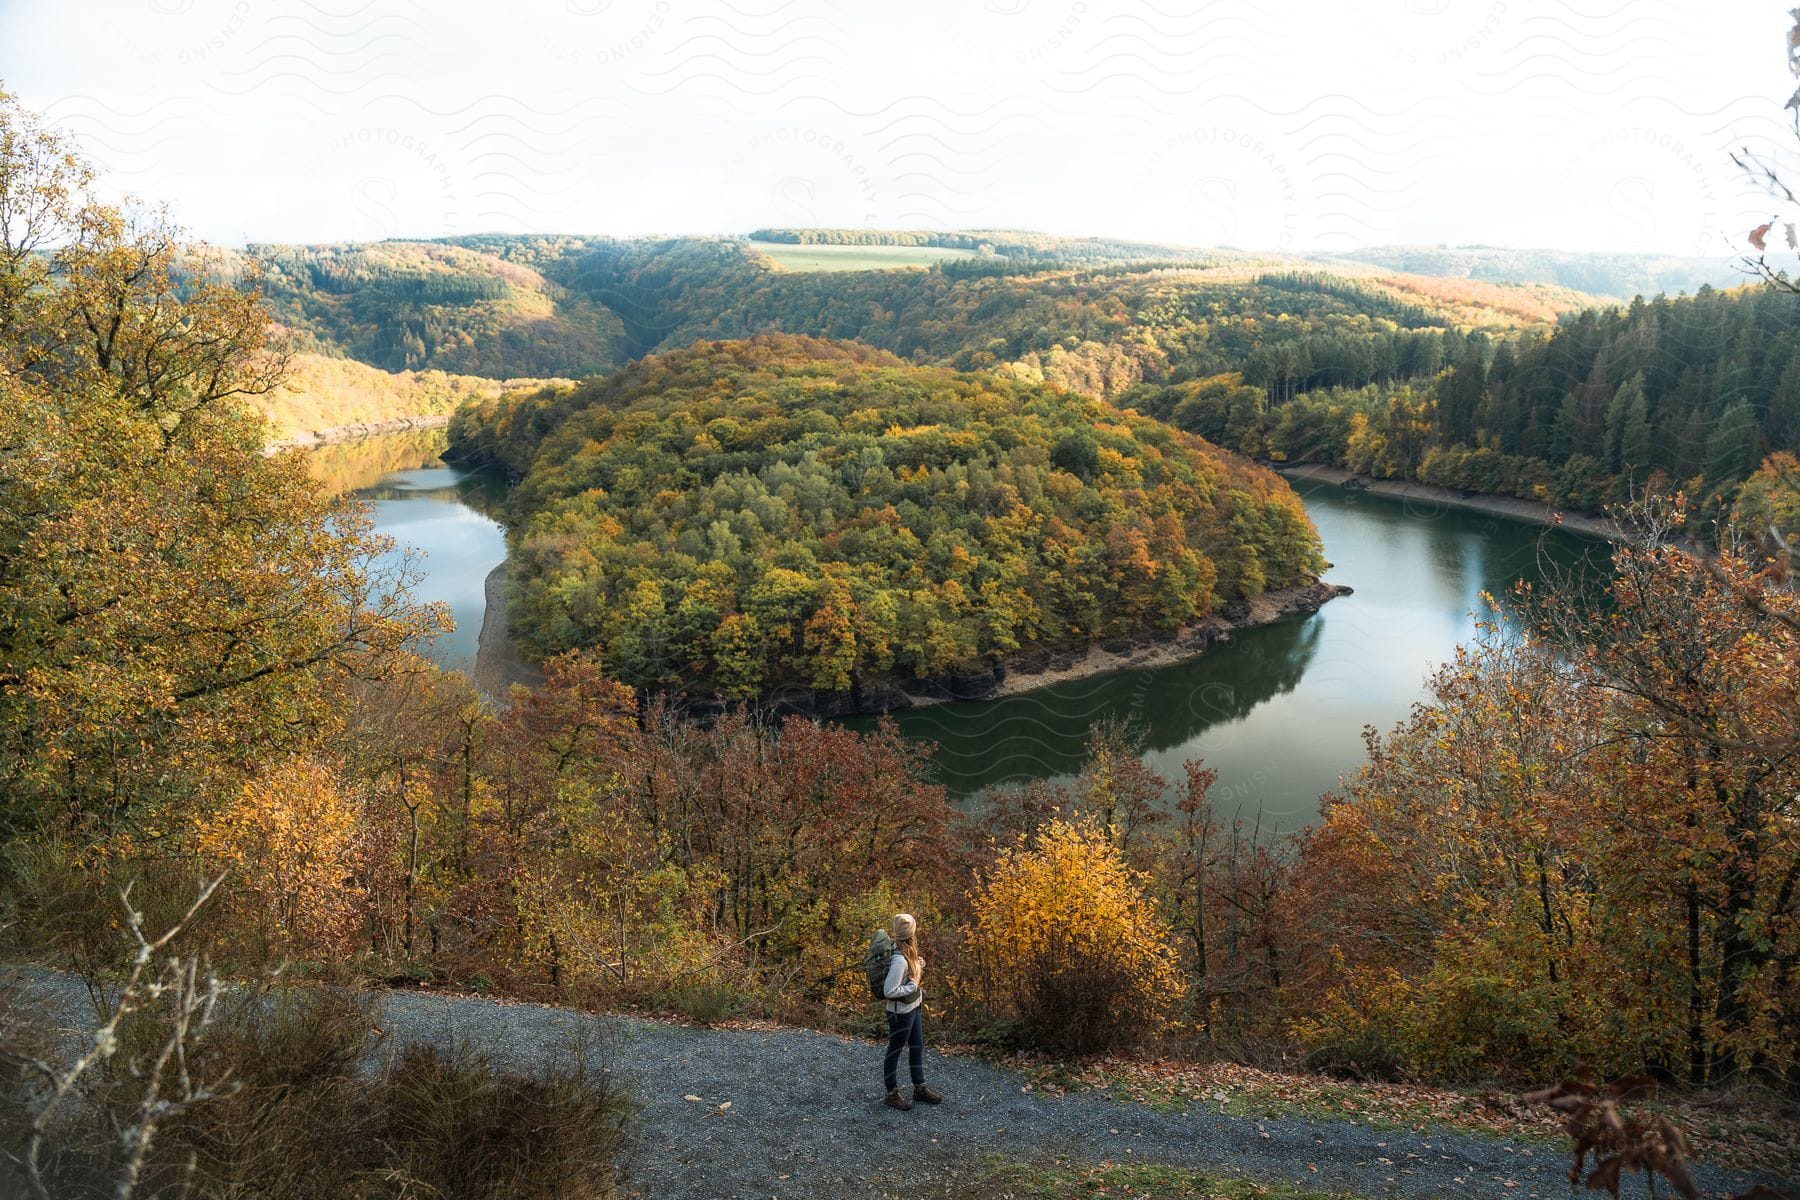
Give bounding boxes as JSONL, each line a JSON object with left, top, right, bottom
{"left": 13, "top": 875, "right": 230, "bottom": 1200}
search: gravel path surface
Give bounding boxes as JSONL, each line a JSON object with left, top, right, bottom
{"left": 374, "top": 992, "right": 1784, "bottom": 1200}
{"left": 20, "top": 975, "right": 1788, "bottom": 1199}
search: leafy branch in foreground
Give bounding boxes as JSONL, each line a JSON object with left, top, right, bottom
{"left": 1525, "top": 1074, "right": 1699, "bottom": 1199}
{"left": 1, "top": 873, "right": 630, "bottom": 1200}
{"left": 1527, "top": 1073, "right": 1800, "bottom": 1200}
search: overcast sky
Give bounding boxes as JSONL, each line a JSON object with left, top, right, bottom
{"left": 0, "top": 0, "right": 1791, "bottom": 257}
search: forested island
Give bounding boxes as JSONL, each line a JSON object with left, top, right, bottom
{"left": 446, "top": 335, "right": 1328, "bottom": 709}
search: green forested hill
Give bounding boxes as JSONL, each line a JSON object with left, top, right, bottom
{"left": 238, "top": 231, "right": 1589, "bottom": 390}
{"left": 244, "top": 229, "right": 1796, "bottom": 537}
{"left": 1132, "top": 284, "right": 1800, "bottom": 528}
{"left": 449, "top": 335, "right": 1323, "bottom": 698}
{"left": 540, "top": 237, "right": 1582, "bottom": 396}
{"left": 233, "top": 240, "right": 629, "bottom": 377}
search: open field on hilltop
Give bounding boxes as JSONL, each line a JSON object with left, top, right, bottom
{"left": 748, "top": 239, "right": 976, "bottom": 271}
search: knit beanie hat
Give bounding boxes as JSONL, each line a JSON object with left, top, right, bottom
{"left": 891, "top": 912, "right": 917, "bottom": 942}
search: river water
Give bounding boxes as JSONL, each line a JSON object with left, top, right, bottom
{"left": 854, "top": 481, "right": 1603, "bottom": 826}
{"left": 314, "top": 432, "right": 1605, "bottom": 827}
{"left": 307, "top": 429, "right": 508, "bottom": 675}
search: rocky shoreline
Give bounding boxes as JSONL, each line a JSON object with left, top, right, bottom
{"left": 685, "top": 577, "right": 1351, "bottom": 720}
{"left": 264, "top": 413, "right": 452, "bottom": 453}
{"left": 1274, "top": 462, "right": 1620, "bottom": 539}
{"left": 470, "top": 564, "right": 1345, "bottom": 716}
{"left": 471, "top": 562, "right": 543, "bottom": 701}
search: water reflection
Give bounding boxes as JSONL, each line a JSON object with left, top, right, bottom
{"left": 884, "top": 611, "right": 1323, "bottom": 798}
{"left": 302, "top": 428, "right": 457, "bottom": 496}
{"left": 356, "top": 467, "right": 509, "bottom": 514}
{"left": 855, "top": 481, "right": 1607, "bottom": 829}
{"left": 305, "top": 433, "right": 508, "bottom": 673}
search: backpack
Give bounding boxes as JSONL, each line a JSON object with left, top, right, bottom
{"left": 864, "top": 929, "right": 896, "bottom": 1001}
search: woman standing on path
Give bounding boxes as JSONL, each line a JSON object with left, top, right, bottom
{"left": 882, "top": 912, "right": 943, "bottom": 1111}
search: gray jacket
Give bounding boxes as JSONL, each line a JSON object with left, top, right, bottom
{"left": 882, "top": 952, "right": 922, "bottom": 1014}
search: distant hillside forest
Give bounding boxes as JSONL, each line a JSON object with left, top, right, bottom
{"left": 448, "top": 336, "right": 1323, "bottom": 698}
{"left": 242, "top": 230, "right": 1796, "bottom": 546}
{"left": 1133, "top": 285, "right": 1800, "bottom": 533}
{"left": 242, "top": 232, "right": 1588, "bottom": 389}
{"left": 235, "top": 239, "right": 629, "bottom": 377}
{"left": 1312, "top": 245, "right": 1743, "bottom": 302}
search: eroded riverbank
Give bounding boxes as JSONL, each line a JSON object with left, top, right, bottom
{"left": 1275, "top": 463, "right": 1620, "bottom": 539}
{"left": 473, "top": 562, "right": 543, "bottom": 700}
{"left": 470, "top": 564, "right": 1346, "bottom": 716}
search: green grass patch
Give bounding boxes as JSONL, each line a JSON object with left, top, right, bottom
{"left": 972, "top": 1157, "right": 1368, "bottom": 1199}
{"left": 747, "top": 240, "right": 974, "bottom": 272}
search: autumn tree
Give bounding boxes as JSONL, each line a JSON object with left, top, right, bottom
{"left": 1151, "top": 757, "right": 1289, "bottom": 1053}
{"left": 1531, "top": 501, "right": 1800, "bottom": 1083}
{"left": 1731, "top": 452, "right": 1800, "bottom": 576}
{"left": 190, "top": 758, "right": 365, "bottom": 961}
{"left": 967, "top": 817, "right": 1178, "bottom": 1055}
{"left": 1075, "top": 717, "right": 1167, "bottom": 869}
{"left": 1287, "top": 505, "right": 1800, "bottom": 1085}
{"left": 483, "top": 651, "right": 638, "bottom": 988}
{"left": 334, "top": 665, "right": 482, "bottom": 959}
{"left": 0, "top": 93, "right": 442, "bottom": 850}
{"left": 1286, "top": 622, "right": 1606, "bottom": 1079}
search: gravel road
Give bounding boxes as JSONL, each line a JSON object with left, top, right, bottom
{"left": 19, "top": 976, "right": 1788, "bottom": 1199}
{"left": 375, "top": 991, "right": 1785, "bottom": 1200}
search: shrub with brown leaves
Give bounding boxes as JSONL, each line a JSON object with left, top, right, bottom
{"left": 1525, "top": 1074, "right": 1699, "bottom": 1199}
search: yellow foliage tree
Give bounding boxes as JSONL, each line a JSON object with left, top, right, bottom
{"left": 191, "top": 758, "right": 365, "bottom": 960}
{"left": 967, "top": 817, "right": 1178, "bottom": 1054}
{"left": 0, "top": 93, "right": 443, "bottom": 847}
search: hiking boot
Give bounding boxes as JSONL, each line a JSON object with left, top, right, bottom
{"left": 911, "top": 1084, "right": 943, "bottom": 1105}
{"left": 883, "top": 1088, "right": 912, "bottom": 1111}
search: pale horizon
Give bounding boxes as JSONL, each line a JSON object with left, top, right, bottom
{"left": 0, "top": 0, "right": 1791, "bottom": 260}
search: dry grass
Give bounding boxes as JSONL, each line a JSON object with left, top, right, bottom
{"left": 1, "top": 980, "right": 630, "bottom": 1200}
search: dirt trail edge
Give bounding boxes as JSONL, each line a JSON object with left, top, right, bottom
{"left": 372, "top": 991, "right": 1779, "bottom": 1200}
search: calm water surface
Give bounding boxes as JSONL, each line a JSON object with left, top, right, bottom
{"left": 307, "top": 430, "right": 507, "bottom": 673}
{"left": 847, "top": 480, "right": 1605, "bottom": 827}
{"left": 331, "top": 431, "right": 1606, "bottom": 828}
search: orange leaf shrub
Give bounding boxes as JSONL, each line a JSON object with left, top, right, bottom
{"left": 967, "top": 817, "right": 1178, "bottom": 1055}
{"left": 190, "top": 757, "right": 365, "bottom": 961}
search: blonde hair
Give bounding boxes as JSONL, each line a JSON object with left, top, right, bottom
{"left": 892, "top": 912, "right": 922, "bottom": 981}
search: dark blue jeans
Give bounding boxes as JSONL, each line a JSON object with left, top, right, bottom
{"left": 883, "top": 1005, "right": 925, "bottom": 1091}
